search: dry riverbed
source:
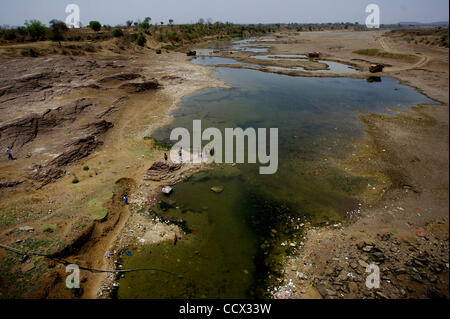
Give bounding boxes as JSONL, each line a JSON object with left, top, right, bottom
{"left": 0, "top": 30, "right": 448, "bottom": 299}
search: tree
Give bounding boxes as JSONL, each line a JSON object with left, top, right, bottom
{"left": 112, "top": 28, "right": 124, "bottom": 37}
{"left": 126, "top": 20, "right": 133, "bottom": 27}
{"left": 24, "top": 19, "right": 47, "bottom": 41}
{"left": 169, "top": 19, "right": 174, "bottom": 25}
{"left": 140, "top": 21, "right": 150, "bottom": 30}
{"left": 89, "top": 21, "right": 101, "bottom": 32}
{"left": 144, "top": 17, "right": 151, "bottom": 23}
{"left": 136, "top": 33, "right": 146, "bottom": 46}
{"left": 160, "top": 22, "right": 164, "bottom": 25}
{"left": 49, "top": 19, "right": 68, "bottom": 47}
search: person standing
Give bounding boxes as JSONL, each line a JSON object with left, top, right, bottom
{"left": 164, "top": 153, "right": 168, "bottom": 161}
{"left": 179, "top": 148, "right": 183, "bottom": 162}
{"left": 6, "top": 147, "right": 13, "bottom": 160}
{"left": 123, "top": 195, "right": 129, "bottom": 205}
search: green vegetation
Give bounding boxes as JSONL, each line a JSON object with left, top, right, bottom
{"left": 140, "top": 21, "right": 150, "bottom": 30}
{"left": 136, "top": 32, "right": 146, "bottom": 46}
{"left": 112, "top": 28, "right": 124, "bottom": 37}
{"left": 83, "top": 166, "right": 89, "bottom": 171}
{"left": 87, "top": 198, "right": 108, "bottom": 220}
{"left": 49, "top": 19, "right": 68, "bottom": 47}
{"left": 88, "top": 21, "right": 102, "bottom": 32}
{"left": 24, "top": 20, "right": 47, "bottom": 41}
{"left": 72, "top": 178, "right": 79, "bottom": 184}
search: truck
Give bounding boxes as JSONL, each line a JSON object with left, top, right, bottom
{"left": 369, "top": 64, "right": 384, "bottom": 73}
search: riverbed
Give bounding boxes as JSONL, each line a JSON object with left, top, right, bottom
{"left": 117, "top": 47, "right": 435, "bottom": 299}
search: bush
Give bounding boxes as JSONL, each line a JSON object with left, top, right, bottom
{"left": 72, "top": 178, "right": 79, "bottom": 184}
{"left": 136, "top": 33, "right": 146, "bottom": 46}
{"left": 89, "top": 21, "right": 102, "bottom": 32}
{"left": 24, "top": 20, "right": 47, "bottom": 41}
{"left": 49, "top": 19, "right": 68, "bottom": 46}
{"left": 83, "top": 166, "right": 89, "bottom": 171}
{"left": 112, "top": 28, "right": 124, "bottom": 37}
{"left": 140, "top": 22, "right": 150, "bottom": 30}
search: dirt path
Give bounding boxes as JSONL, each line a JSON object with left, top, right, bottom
{"left": 379, "top": 37, "right": 430, "bottom": 71}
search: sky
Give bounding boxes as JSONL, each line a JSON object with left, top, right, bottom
{"left": 0, "top": 0, "right": 448, "bottom": 27}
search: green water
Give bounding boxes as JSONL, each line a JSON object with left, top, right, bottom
{"left": 118, "top": 61, "right": 435, "bottom": 299}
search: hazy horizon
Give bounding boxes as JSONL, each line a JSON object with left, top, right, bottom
{"left": 0, "top": 0, "right": 449, "bottom": 27}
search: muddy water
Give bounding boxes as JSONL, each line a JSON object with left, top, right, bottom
{"left": 118, "top": 60, "right": 435, "bottom": 299}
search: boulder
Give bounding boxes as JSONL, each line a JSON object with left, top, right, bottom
{"left": 211, "top": 186, "right": 224, "bottom": 193}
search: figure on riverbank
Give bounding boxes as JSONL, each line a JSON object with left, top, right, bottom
{"left": 123, "top": 195, "right": 129, "bottom": 205}
{"left": 164, "top": 152, "right": 168, "bottom": 161}
{"left": 179, "top": 148, "right": 183, "bottom": 162}
{"left": 5, "top": 147, "right": 14, "bottom": 160}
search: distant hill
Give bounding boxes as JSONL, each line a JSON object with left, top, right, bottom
{"left": 397, "top": 21, "right": 448, "bottom": 27}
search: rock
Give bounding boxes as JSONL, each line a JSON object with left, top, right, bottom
{"left": 372, "top": 251, "right": 385, "bottom": 262}
{"left": 18, "top": 226, "right": 34, "bottom": 232}
{"left": 376, "top": 291, "right": 388, "bottom": 299}
{"left": 395, "top": 268, "right": 407, "bottom": 274}
{"left": 143, "top": 161, "right": 182, "bottom": 181}
{"left": 21, "top": 262, "right": 35, "bottom": 273}
{"left": 316, "top": 283, "right": 328, "bottom": 298}
{"left": 119, "top": 78, "right": 159, "bottom": 93}
{"left": 358, "top": 260, "right": 369, "bottom": 268}
{"left": 162, "top": 186, "right": 173, "bottom": 195}
{"left": 98, "top": 73, "right": 142, "bottom": 83}
{"left": 211, "top": 186, "right": 224, "bottom": 193}
{"left": 348, "top": 282, "right": 358, "bottom": 293}
{"left": 362, "top": 245, "right": 373, "bottom": 252}
{"left": 0, "top": 180, "right": 22, "bottom": 188}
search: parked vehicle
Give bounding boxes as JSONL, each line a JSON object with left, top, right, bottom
{"left": 156, "top": 49, "right": 162, "bottom": 54}
{"left": 187, "top": 50, "right": 197, "bottom": 56}
{"left": 308, "top": 52, "right": 320, "bottom": 58}
{"left": 369, "top": 63, "right": 384, "bottom": 73}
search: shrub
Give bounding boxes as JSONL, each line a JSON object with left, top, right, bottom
{"left": 49, "top": 19, "right": 68, "bottom": 47}
{"left": 140, "top": 22, "right": 150, "bottom": 30}
{"left": 112, "top": 28, "right": 124, "bottom": 37}
{"left": 83, "top": 166, "right": 89, "bottom": 171}
{"left": 24, "top": 20, "right": 47, "bottom": 41}
{"left": 72, "top": 178, "right": 79, "bottom": 184}
{"left": 136, "top": 33, "right": 146, "bottom": 46}
{"left": 89, "top": 21, "right": 102, "bottom": 32}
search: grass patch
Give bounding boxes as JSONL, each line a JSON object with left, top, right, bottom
{"left": 86, "top": 198, "right": 108, "bottom": 220}
{"left": 353, "top": 48, "right": 417, "bottom": 62}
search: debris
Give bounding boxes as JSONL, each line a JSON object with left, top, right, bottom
{"left": 210, "top": 186, "right": 224, "bottom": 193}
{"left": 162, "top": 186, "right": 173, "bottom": 195}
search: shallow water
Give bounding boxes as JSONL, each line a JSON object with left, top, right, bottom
{"left": 118, "top": 58, "right": 435, "bottom": 299}
{"left": 249, "top": 54, "right": 358, "bottom": 74}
